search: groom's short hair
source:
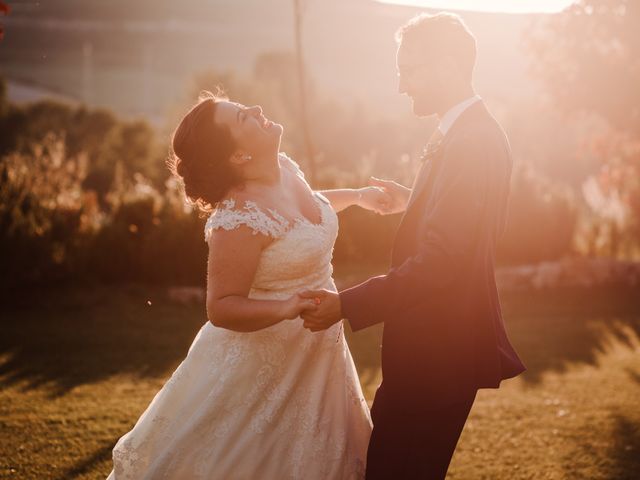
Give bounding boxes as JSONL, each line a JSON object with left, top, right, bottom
{"left": 396, "top": 12, "right": 477, "bottom": 81}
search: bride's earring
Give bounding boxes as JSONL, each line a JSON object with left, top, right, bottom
{"left": 232, "top": 153, "right": 252, "bottom": 165}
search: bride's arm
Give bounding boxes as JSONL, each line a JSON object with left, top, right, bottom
{"left": 280, "top": 154, "right": 392, "bottom": 214}
{"left": 280, "top": 152, "right": 396, "bottom": 214}
{"left": 206, "top": 226, "right": 316, "bottom": 332}
{"left": 317, "top": 189, "right": 360, "bottom": 213}
{"left": 318, "top": 187, "right": 392, "bottom": 214}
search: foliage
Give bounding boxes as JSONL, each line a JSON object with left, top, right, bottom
{"left": 0, "top": 68, "right": 592, "bottom": 287}
{"left": 527, "top": 0, "right": 639, "bottom": 134}
{"left": 0, "top": 130, "right": 205, "bottom": 288}
{"left": 577, "top": 132, "right": 640, "bottom": 257}
{"left": 498, "top": 163, "right": 578, "bottom": 265}
{"left": 527, "top": 0, "right": 640, "bottom": 255}
{"left": 0, "top": 138, "right": 91, "bottom": 286}
{"left": 0, "top": 88, "right": 164, "bottom": 199}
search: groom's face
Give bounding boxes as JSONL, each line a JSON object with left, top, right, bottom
{"left": 396, "top": 43, "right": 443, "bottom": 117}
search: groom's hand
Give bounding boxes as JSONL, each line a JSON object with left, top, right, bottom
{"left": 299, "top": 289, "right": 342, "bottom": 332}
{"left": 368, "top": 176, "right": 410, "bottom": 214}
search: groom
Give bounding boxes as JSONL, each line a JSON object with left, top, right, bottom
{"left": 301, "top": 12, "right": 526, "bottom": 480}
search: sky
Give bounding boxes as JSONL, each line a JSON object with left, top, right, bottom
{"left": 377, "top": 0, "right": 578, "bottom": 14}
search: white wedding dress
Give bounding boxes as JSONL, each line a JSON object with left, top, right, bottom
{"left": 107, "top": 155, "right": 372, "bottom": 480}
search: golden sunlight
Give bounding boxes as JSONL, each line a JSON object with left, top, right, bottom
{"left": 377, "top": 0, "right": 578, "bottom": 14}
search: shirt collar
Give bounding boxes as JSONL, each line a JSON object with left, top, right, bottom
{"left": 438, "top": 94, "right": 482, "bottom": 136}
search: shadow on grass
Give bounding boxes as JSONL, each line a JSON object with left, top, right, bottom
{"left": 344, "top": 285, "right": 640, "bottom": 391}
{"left": 0, "top": 284, "right": 204, "bottom": 396}
{"left": 606, "top": 414, "right": 640, "bottom": 480}
{"left": 55, "top": 440, "right": 118, "bottom": 480}
{"left": 500, "top": 288, "right": 640, "bottom": 385}
{"left": 0, "top": 283, "right": 638, "bottom": 396}
{"left": 626, "top": 367, "right": 640, "bottom": 385}
{"left": 347, "top": 286, "right": 640, "bottom": 390}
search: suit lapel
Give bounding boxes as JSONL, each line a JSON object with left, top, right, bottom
{"left": 391, "top": 159, "right": 436, "bottom": 266}
{"left": 403, "top": 100, "right": 488, "bottom": 213}
{"left": 405, "top": 155, "right": 437, "bottom": 212}
{"left": 390, "top": 101, "right": 490, "bottom": 266}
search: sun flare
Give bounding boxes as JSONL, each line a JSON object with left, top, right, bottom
{"left": 377, "top": 0, "right": 578, "bottom": 14}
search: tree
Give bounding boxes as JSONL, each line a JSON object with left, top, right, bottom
{"left": 529, "top": 0, "right": 640, "bottom": 136}
{"left": 293, "top": 0, "right": 317, "bottom": 184}
{"left": 527, "top": 0, "right": 640, "bottom": 256}
{"left": 527, "top": 0, "right": 639, "bottom": 134}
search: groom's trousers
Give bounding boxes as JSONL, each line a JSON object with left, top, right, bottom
{"left": 365, "top": 385, "right": 477, "bottom": 480}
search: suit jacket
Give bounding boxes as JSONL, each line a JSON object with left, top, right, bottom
{"left": 340, "top": 101, "right": 525, "bottom": 402}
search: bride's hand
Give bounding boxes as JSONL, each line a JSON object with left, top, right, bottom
{"left": 356, "top": 186, "right": 394, "bottom": 215}
{"left": 279, "top": 295, "right": 318, "bottom": 320}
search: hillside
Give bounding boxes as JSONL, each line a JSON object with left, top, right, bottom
{"left": 1, "top": 0, "right": 542, "bottom": 119}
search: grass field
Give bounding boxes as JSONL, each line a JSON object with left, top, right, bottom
{"left": 1, "top": 281, "right": 639, "bottom": 479}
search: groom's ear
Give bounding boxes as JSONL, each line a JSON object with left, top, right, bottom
{"left": 440, "top": 54, "right": 463, "bottom": 81}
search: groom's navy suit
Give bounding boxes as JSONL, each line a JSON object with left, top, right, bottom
{"left": 340, "top": 100, "right": 526, "bottom": 479}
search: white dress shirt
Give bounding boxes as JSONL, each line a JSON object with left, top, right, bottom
{"left": 438, "top": 94, "right": 482, "bottom": 136}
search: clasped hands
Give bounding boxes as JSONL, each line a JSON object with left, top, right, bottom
{"left": 355, "top": 177, "right": 411, "bottom": 216}
{"left": 297, "top": 289, "right": 343, "bottom": 332}
{"left": 362, "top": 176, "right": 410, "bottom": 215}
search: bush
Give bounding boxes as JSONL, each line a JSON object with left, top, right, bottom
{"left": 497, "top": 163, "right": 578, "bottom": 265}
{"left": 0, "top": 72, "right": 614, "bottom": 289}
{"left": 85, "top": 177, "right": 207, "bottom": 285}
{"left": 0, "top": 133, "right": 206, "bottom": 288}
{"left": 0, "top": 137, "right": 92, "bottom": 286}
{"left": 0, "top": 124, "right": 583, "bottom": 289}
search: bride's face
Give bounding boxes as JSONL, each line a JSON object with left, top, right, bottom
{"left": 214, "top": 101, "right": 283, "bottom": 157}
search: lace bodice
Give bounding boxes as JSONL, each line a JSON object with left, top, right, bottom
{"left": 204, "top": 155, "right": 338, "bottom": 296}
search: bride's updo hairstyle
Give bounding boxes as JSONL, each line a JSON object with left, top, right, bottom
{"left": 168, "top": 90, "right": 243, "bottom": 213}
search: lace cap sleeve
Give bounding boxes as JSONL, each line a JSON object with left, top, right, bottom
{"left": 204, "top": 199, "right": 290, "bottom": 242}
{"left": 279, "top": 152, "right": 305, "bottom": 179}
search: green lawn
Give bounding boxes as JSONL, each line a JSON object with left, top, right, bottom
{"left": 1, "top": 282, "right": 639, "bottom": 479}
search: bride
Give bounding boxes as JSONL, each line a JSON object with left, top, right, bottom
{"left": 107, "top": 91, "right": 391, "bottom": 479}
